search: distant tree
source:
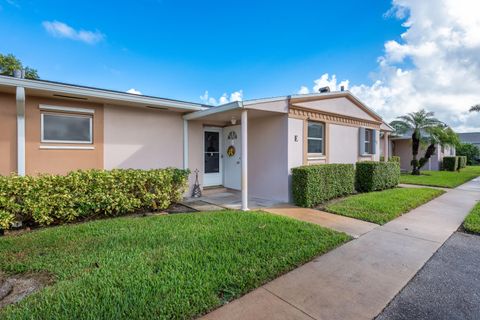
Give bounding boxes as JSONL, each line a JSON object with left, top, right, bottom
{"left": 456, "top": 143, "right": 480, "bottom": 165}
{"left": 470, "top": 105, "right": 480, "bottom": 112}
{"left": 390, "top": 110, "right": 458, "bottom": 175}
{"left": 0, "top": 53, "right": 39, "bottom": 79}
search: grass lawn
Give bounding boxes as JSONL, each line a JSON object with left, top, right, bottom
{"left": 464, "top": 202, "right": 480, "bottom": 234}
{"left": 0, "top": 211, "right": 349, "bottom": 319}
{"left": 400, "top": 166, "right": 480, "bottom": 188}
{"left": 326, "top": 187, "right": 445, "bottom": 225}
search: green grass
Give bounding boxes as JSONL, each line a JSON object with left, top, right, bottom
{"left": 400, "top": 166, "right": 480, "bottom": 188}
{"left": 326, "top": 187, "right": 445, "bottom": 224}
{"left": 0, "top": 211, "right": 350, "bottom": 319}
{"left": 464, "top": 202, "right": 480, "bottom": 234}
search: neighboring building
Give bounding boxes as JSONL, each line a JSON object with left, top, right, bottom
{"left": 390, "top": 130, "right": 455, "bottom": 172}
{"left": 458, "top": 132, "right": 480, "bottom": 149}
{"left": 0, "top": 74, "right": 393, "bottom": 208}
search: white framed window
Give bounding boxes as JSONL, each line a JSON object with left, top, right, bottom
{"left": 41, "top": 113, "right": 93, "bottom": 144}
{"left": 307, "top": 121, "right": 325, "bottom": 155}
{"left": 359, "top": 127, "right": 376, "bottom": 155}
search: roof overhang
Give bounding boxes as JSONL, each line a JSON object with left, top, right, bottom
{"left": 0, "top": 75, "right": 207, "bottom": 112}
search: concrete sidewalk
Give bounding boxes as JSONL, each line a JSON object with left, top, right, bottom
{"left": 264, "top": 206, "right": 378, "bottom": 238}
{"left": 202, "top": 178, "right": 480, "bottom": 320}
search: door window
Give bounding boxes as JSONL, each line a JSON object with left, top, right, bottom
{"left": 205, "top": 131, "right": 220, "bottom": 173}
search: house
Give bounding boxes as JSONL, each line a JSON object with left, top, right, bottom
{"left": 390, "top": 130, "right": 455, "bottom": 172}
{"left": 458, "top": 132, "right": 480, "bottom": 149}
{"left": 0, "top": 74, "right": 393, "bottom": 209}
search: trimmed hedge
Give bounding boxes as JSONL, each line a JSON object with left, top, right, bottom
{"left": 443, "top": 156, "right": 458, "bottom": 171}
{"left": 355, "top": 161, "right": 400, "bottom": 192}
{"left": 459, "top": 156, "right": 467, "bottom": 169}
{"left": 379, "top": 156, "right": 401, "bottom": 163}
{"left": 292, "top": 164, "right": 355, "bottom": 207}
{"left": 0, "top": 168, "right": 189, "bottom": 230}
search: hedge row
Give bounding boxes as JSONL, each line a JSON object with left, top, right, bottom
{"left": 292, "top": 164, "right": 355, "bottom": 207}
{"left": 379, "top": 156, "right": 401, "bottom": 163}
{"left": 355, "top": 161, "right": 400, "bottom": 192}
{"left": 443, "top": 156, "right": 467, "bottom": 171}
{"left": 0, "top": 168, "right": 189, "bottom": 230}
{"left": 292, "top": 161, "right": 400, "bottom": 207}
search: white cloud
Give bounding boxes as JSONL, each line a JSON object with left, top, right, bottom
{"left": 301, "top": 0, "right": 480, "bottom": 132}
{"left": 200, "top": 90, "right": 243, "bottom": 105}
{"left": 42, "top": 21, "right": 104, "bottom": 44}
{"left": 297, "top": 73, "right": 349, "bottom": 94}
{"left": 126, "top": 88, "right": 142, "bottom": 95}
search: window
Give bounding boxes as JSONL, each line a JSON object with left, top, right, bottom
{"left": 364, "top": 129, "right": 374, "bottom": 154}
{"left": 307, "top": 121, "right": 324, "bottom": 155}
{"left": 41, "top": 113, "right": 93, "bottom": 144}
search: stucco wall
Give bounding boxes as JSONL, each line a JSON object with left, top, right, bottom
{"left": 103, "top": 104, "right": 183, "bottom": 170}
{"left": 328, "top": 124, "right": 359, "bottom": 164}
{"left": 248, "top": 114, "right": 289, "bottom": 202}
{"left": 0, "top": 93, "right": 17, "bottom": 175}
{"left": 25, "top": 96, "right": 104, "bottom": 175}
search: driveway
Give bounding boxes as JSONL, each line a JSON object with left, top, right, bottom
{"left": 376, "top": 232, "right": 480, "bottom": 320}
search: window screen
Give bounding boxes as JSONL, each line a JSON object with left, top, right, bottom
{"left": 42, "top": 113, "right": 92, "bottom": 143}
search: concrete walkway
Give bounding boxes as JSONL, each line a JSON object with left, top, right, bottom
{"left": 202, "top": 178, "right": 480, "bottom": 320}
{"left": 265, "top": 206, "right": 378, "bottom": 238}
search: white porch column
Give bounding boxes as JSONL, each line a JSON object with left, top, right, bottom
{"left": 383, "top": 132, "right": 389, "bottom": 162}
{"left": 16, "top": 86, "right": 26, "bottom": 176}
{"left": 241, "top": 109, "right": 249, "bottom": 211}
{"left": 183, "top": 119, "right": 189, "bottom": 169}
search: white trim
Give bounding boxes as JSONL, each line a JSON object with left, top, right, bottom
{"left": 0, "top": 75, "right": 206, "bottom": 112}
{"left": 183, "top": 101, "right": 242, "bottom": 120}
{"left": 16, "top": 87, "right": 26, "bottom": 176}
{"left": 39, "top": 104, "right": 95, "bottom": 114}
{"left": 183, "top": 119, "right": 189, "bottom": 169}
{"left": 40, "top": 113, "right": 93, "bottom": 144}
{"left": 39, "top": 145, "right": 95, "bottom": 150}
{"left": 241, "top": 110, "right": 249, "bottom": 211}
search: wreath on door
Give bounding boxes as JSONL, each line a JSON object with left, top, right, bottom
{"left": 227, "top": 145, "right": 236, "bottom": 157}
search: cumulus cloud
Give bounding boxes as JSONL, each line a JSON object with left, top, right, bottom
{"left": 300, "top": 0, "right": 480, "bottom": 132}
{"left": 126, "top": 88, "right": 142, "bottom": 95}
{"left": 200, "top": 90, "right": 243, "bottom": 105}
{"left": 298, "top": 73, "right": 349, "bottom": 94}
{"left": 42, "top": 21, "right": 104, "bottom": 44}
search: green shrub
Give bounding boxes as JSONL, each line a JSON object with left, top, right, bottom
{"left": 292, "top": 164, "right": 355, "bottom": 207}
{"left": 379, "top": 156, "right": 400, "bottom": 163}
{"left": 458, "top": 156, "right": 467, "bottom": 169}
{"left": 442, "top": 156, "right": 458, "bottom": 171}
{"left": 0, "top": 168, "right": 189, "bottom": 230}
{"left": 355, "top": 161, "right": 400, "bottom": 192}
{"left": 456, "top": 143, "right": 480, "bottom": 165}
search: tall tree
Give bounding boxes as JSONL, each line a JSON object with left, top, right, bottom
{"left": 0, "top": 53, "right": 39, "bottom": 79}
{"left": 390, "top": 110, "right": 456, "bottom": 175}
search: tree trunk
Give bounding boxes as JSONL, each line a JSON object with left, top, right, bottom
{"left": 418, "top": 143, "right": 436, "bottom": 174}
{"left": 411, "top": 130, "right": 421, "bottom": 175}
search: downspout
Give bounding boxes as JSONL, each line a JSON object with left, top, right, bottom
{"left": 183, "top": 119, "right": 189, "bottom": 170}
{"left": 16, "top": 85, "right": 26, "bottom": 176}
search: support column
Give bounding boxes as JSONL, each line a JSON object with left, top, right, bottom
{"left": 241, "top": 109, "right": 249, "bottom": 211}
{"left": 383, "top": 132, "right": 389, "bottom": 162}
{"left": 183, "top": 119, "right": 189, "bottom": 169}
{"left": 16, "top": 86, "right": 26, "bottom": 176}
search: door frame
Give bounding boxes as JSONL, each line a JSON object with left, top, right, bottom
{"left": 203, "top": 126, "right": 223, "bottom": 187}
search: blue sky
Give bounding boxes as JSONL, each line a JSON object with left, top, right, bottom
{"left": 2, "top": 0, "right": 404, "bottom": 103}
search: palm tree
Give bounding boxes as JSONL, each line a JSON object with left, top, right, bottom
{"left": 470, "top": 104, "right": 480, "bottom": 112}
{"left": 390, "top": 110, "right": 447, "bottom": 175}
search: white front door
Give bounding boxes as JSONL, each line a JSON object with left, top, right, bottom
{"left": 223, "top": 125, "right": 242, "bottom": 190}
{"left": 204, "top": 127, "right": 223, "bottom": 187}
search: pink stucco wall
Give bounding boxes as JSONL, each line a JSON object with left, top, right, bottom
{"left": 103, "top": 104, "right": 184, "bottom": 170}
{"left": 248, "top": 114, "right": 290, "bottom": 202}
